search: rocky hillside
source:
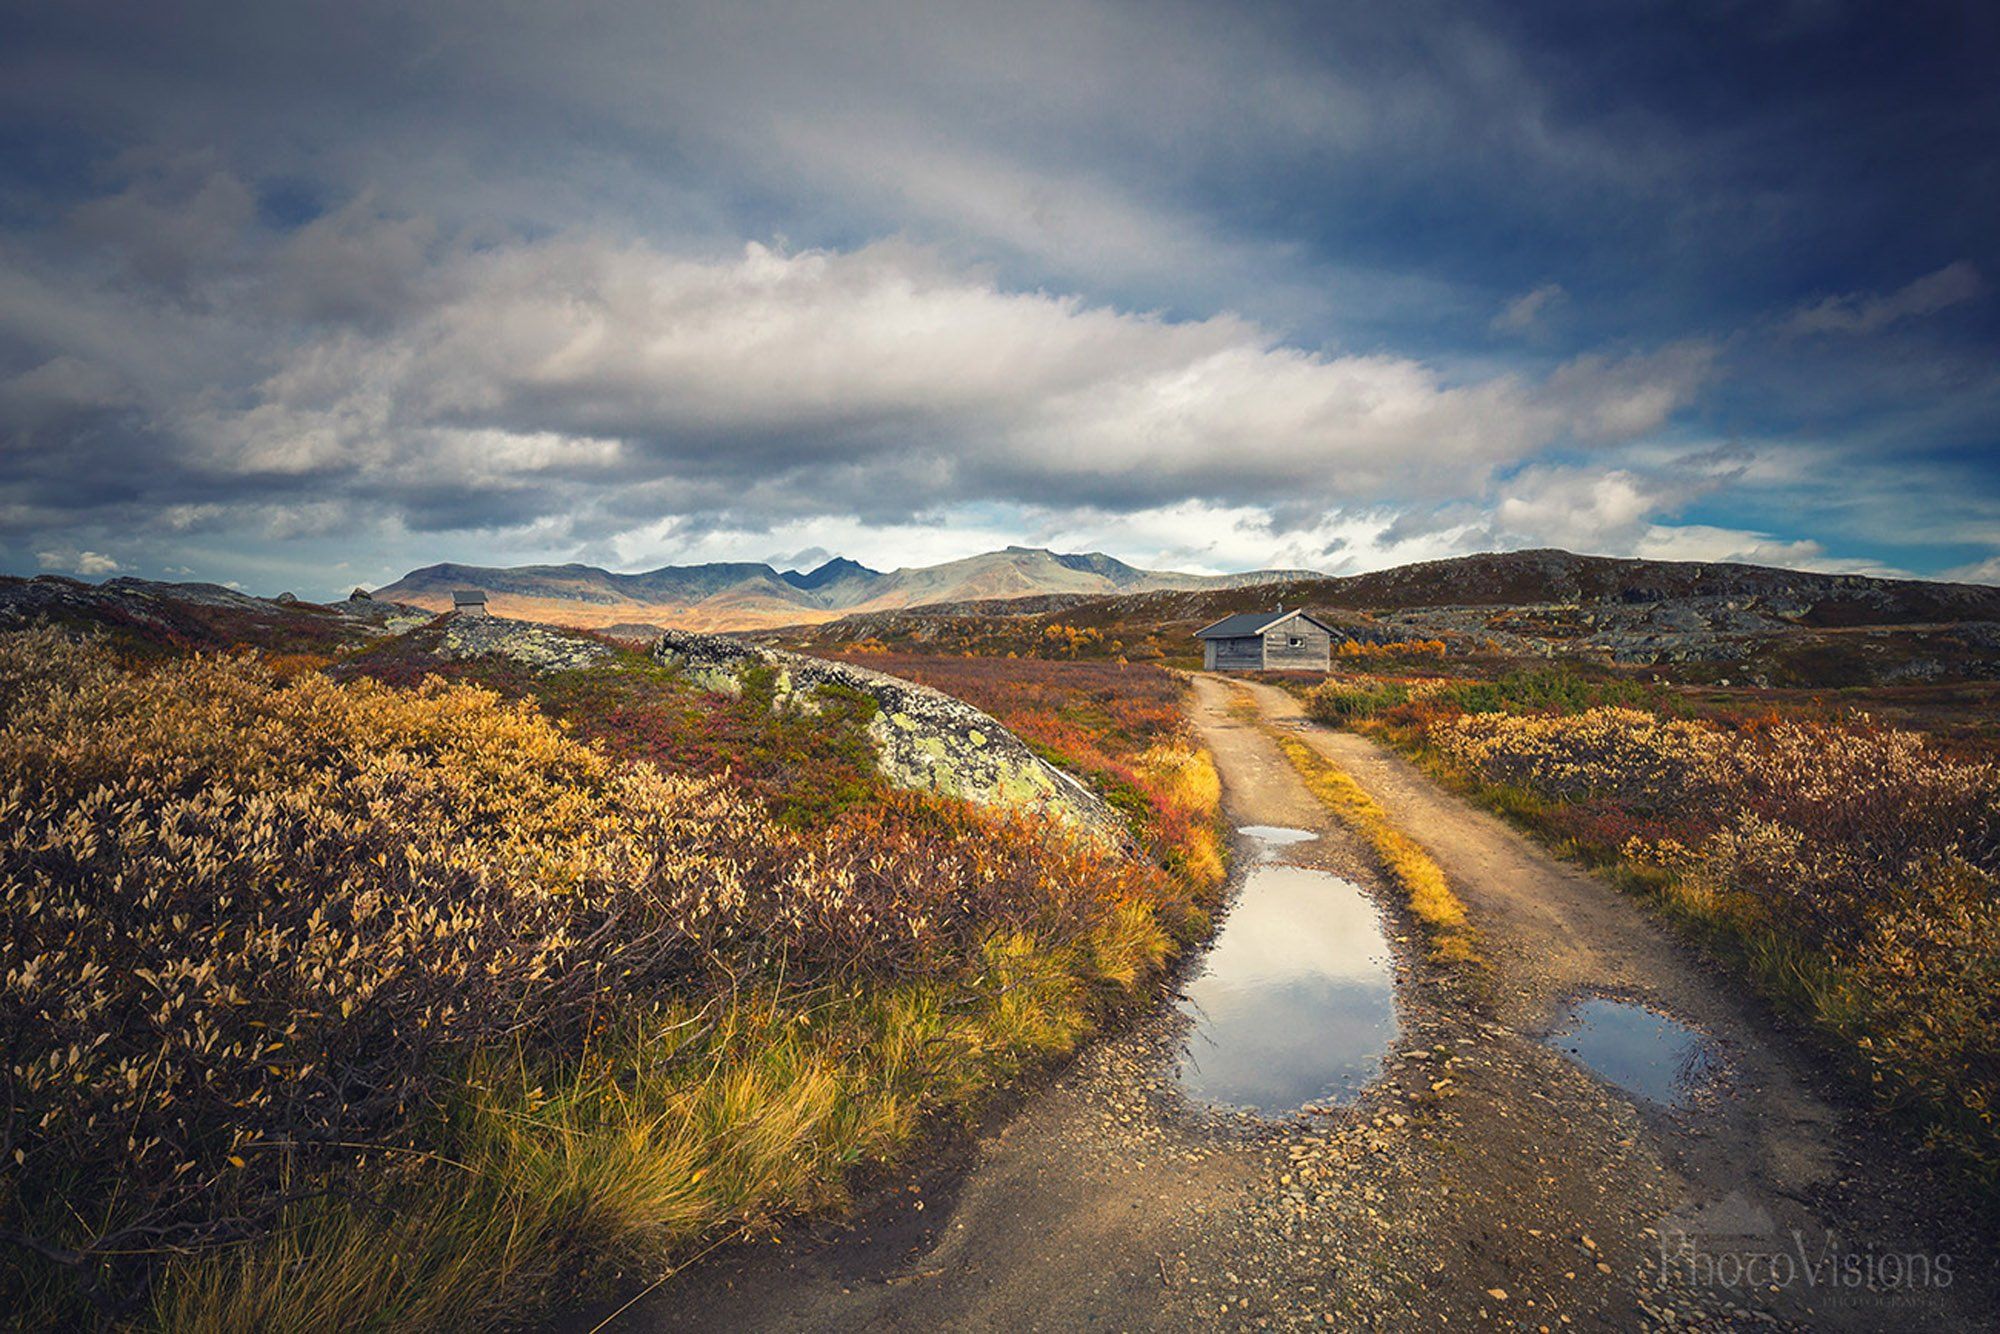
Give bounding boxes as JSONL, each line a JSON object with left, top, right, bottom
{"left": 787, "top": 549, "right": 2000, "bottom": 686}
{"left": 0, "top": 575, "right": 432, "bottom": 654}
{"left": 654, "top": 629, "right": 1130, "bottom": 844}
{"left": 372, "top": 546, "right": 1316, "bottom": 631}
{"left": 0, "top": 568, "right": 1135, "bottom": 839}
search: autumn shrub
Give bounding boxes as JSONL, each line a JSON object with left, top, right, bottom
{"left": 824, "top": 653, "right": 1228, "bottom": 913}
{"left": 1039, "top": 622, "right": 1107, "bottom": 658}
{"left": 0, "top": 630, "right": 1187, "bottom": 1323}
{"left": 1403, "top": 690, "right": 2000, "bottom": 1185}
{"left": 1335, "top": 638, "right": 1446, "bottom": 660}
{"left": 1433, "top": 706, "right": 1739, "bottom": 809}
{"left": 1436, "top": 709, "right": 2000, "bottom": 937}
{"left": 1305, "top": 665, "right": 1664, "bottom": 732}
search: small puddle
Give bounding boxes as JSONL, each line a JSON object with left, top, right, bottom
{"left": 1545, "top": 998, "right": 1719, "bottom": 1106}
{"left": 1173, "top": 826, "right": 1398, "bottom": 1116}
{"left": 1236, "top": 825, "right": 1320, "bottom": 852}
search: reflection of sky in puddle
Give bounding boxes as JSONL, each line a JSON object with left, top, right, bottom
{"left": 1175, "top": 858, "right": 1397, "bottom": 1115}
{"left": 1237, "top": 825, "right": 1318, "bottom": 857}
{"left": 1545, "top": 998, "right": 1719, "bottom": 1106}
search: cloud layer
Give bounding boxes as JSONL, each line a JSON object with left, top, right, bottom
{"left": 2, "top": 0, "right": 1996, "bottom": 593}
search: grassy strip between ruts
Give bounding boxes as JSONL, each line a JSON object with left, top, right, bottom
{"left": 1227, "top": 686, "right": 1482, "bottom": 969}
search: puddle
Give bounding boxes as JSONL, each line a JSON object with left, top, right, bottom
{"left": 1545, "top": 998, "right": 1719, "bottom": 1106}
{"left": 1237, "top": 825, "right": 1319, "bottom": 854}
{"left": 1174, "top": 859, "right": 1397, "bottom": 1116}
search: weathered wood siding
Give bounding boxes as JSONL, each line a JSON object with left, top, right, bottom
{"left": 1261, "top": 620, "right": 1331, "bottom": 671}
{"left": 1209, "top": 636, "right": 1266, "bottom": 671}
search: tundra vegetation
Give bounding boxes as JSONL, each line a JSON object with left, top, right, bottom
{"left": 1294, "top": 665, "right": 2000, "bottom": 1196}
{"left": 821, "top": 652, "right": 1226, "bottom": 898}
{"left": 0, "top": 626, "right": 1224, "bottom": 1328}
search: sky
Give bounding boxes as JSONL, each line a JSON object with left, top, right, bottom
{"left": 2, "top": 0, "right": 1997, "bottom": 598}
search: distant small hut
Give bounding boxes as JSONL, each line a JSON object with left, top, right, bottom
{"left": 451, "top": 589, "right": 490, "bottom": 618}
{"left": 1193, "top": 605, "right": 1336, "bottom": 672}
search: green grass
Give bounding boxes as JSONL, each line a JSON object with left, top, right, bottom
{"left": 150, "top": 919, "right": 1153, "bottom": 1332}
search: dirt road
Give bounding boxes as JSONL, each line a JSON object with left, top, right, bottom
{"left": 572, "top": 676, "right": 1993, "bottom": 1331}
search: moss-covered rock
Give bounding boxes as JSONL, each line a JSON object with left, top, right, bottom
{"left": 434, "top": 614, "right": 618, "bottom": 672}
{"left": 654, "top": 629, "right": 1128, "bottom": 844}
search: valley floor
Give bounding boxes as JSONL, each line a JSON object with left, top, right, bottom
{"left": 571, "top": 676, "right": 1997, "bottom": 1332}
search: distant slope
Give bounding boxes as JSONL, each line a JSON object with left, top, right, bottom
{"left": 0, "top": 575, "right": 433, "bottom": 654}
{"left": 373, "top": 547, "right": 1318, "bottom": 630}
{"left": 844, "top": 549, "right": 2000, "bottom": 630}
{"left": 1312, "top": 549, "right": 2000, "bottom": 621}
{"left": 784, "top": 549, "right": 2000, "bottom": 686}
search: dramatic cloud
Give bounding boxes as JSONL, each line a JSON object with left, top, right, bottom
{"left": 1943, "top": 555, "right": 2000, "bottom": 587}
{"left": 3, "top": 226, "right": 1719, "bottom": 541}
{"left": 1628, "top": 526, "right": 1899, "bottom": 576}
{"left": 2, "top": 0, "right": 1995, "bottom": 593}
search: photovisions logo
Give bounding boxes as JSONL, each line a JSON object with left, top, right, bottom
{"left": 1657, "top": 1193, "right": 1952, "bottom": 1306}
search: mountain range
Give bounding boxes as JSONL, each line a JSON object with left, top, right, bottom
{"left": 372, "top": 546, "right": 1317, "bottom": 631}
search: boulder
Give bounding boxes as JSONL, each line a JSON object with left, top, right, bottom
{"left": 654, "top": 629, "right": 1129, "bottom": 845}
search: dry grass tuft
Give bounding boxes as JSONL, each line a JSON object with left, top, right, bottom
{"left": 1274, "top": 734, "right": 1482, "bottom": 967}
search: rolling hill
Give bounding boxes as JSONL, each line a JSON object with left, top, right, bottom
{"left": 372, "top": 546, "right": 1317, "bottom": 630}
{"left": 785, "top": 549, "right": 2000, "bottom": 686}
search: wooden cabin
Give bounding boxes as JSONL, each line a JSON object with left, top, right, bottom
{"left": 1193, "top": 606, "right": 1336, "bottom": 672}
{"left": 451, "top": 589, "right": 490, "bottom": 618}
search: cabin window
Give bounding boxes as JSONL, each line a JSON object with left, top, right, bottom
{"left": 1287, "top": 635, "right": 1303, "bottom": 647}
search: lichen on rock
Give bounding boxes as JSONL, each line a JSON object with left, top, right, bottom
{"left": 434, "top": 614, "right": 617, "bottom": 672}
{"left": 653, "top": 629, "right": 1129, "bottom": 844}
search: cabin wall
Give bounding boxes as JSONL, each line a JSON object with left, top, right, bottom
{"left": 1261, "top": 621, "right": 1331, "bottom": 671}
{"left": 1209, "top": 636, "right": 1266, "bottom": 672}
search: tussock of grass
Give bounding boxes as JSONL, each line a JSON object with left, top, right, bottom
{"left": 1138, "top": 741, "right": 1226, "bottom": 894}
{"left": 153, "top": 908, "right": 1160, "bottom": 1333}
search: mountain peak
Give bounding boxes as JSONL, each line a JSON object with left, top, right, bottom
{"left": 780, "top": 556, "right": 881, "bottom": 591}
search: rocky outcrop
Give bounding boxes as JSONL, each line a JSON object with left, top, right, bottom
{"left": 432, "top": 613, "right": 618, "bottom": 671}
{"left": 653, "top": 629, "right": 1129, "bottom": 845}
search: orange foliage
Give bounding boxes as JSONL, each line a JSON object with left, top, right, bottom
{"left": 1388, "top": 680, "right": 2000, "bottom": 1184}
{"left": 1039, "top": 622, "right": 1105, "bottom": 658}
{"left": 1337, "top": 638, "right": 1447, "bottom": 659}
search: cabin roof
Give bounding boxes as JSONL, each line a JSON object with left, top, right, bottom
{"left": 1191, "top": 608, "right": 1336, "bottom": 639}
{"left": 451, "top": 589, "right": 488, "bottom": 606}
